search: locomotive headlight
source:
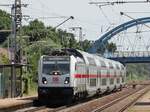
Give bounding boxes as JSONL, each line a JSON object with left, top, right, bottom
{"left": 42, "top": 77, "right": 47, "bottom": 84}
{"left": 64, "top": 77, "right": 70, "bottom": 84}
{"left": 43, "top": 80, "right": 47, "bottom": 84}
{"left": 54, "top": 72, "right": 58, "bottom": 75}
{"left": 52, "top": 71, "right": 60, "bottom": 75}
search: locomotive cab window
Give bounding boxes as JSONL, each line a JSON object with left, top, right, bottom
{"left": 42, "top": 60, "right": 70, "bottom": 75}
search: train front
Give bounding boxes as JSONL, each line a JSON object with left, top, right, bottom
{"left": 38, "top": 55, "right": 73, "bottom": 104}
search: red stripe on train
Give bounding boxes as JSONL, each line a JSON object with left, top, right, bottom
{"left": 74, "top": 74, "right": 123, "bottom": 78}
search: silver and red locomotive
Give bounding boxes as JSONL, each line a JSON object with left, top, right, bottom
{"left": 38, "top": 49, "right": 126, "bottom": 103}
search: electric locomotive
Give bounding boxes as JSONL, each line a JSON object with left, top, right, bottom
{"left": 38, "top": 49, "right": 126, "bottom": 104}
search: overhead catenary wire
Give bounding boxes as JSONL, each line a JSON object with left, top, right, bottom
{"left": 23, "top": 16, "right": 69, "bottom": 21}
{"left": 27, "top": 0, "right": 100, "bottom": 35}
{"left": 90, "top": 1, "right": 150, "bottom": 52}
{"left": 104, "top": 0, "right": 120, "bottom": 16}
{"left": 123, "top": 11, "right": 150, "bottom": 14}
{"left": 120, "top": 12, "right": 150, "bottom": 30}
{"left": 54, "top": 16, "right": 74, "bottom": 29}
{"left": 38, "top": 0, "right": 65, "bottom": 17}
{"left": 23, "top": 0, "right": 110, "bottom": 40}
{"left": 89, "top": 0, "right": 150, "bottom": 7}
{"left": 22, "top": 0, "right": 67, "bottom": 21}
{"left": 22, "top": 0, "right": 74, "bottom": 29}
{"left": 98, "top": 6, "right": 112, "bottom": 25}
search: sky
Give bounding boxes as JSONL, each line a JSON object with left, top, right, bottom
{"left": 0, "top": 0, "right": 150, "bottom": 42}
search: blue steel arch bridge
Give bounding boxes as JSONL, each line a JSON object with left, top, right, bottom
{"left": 88, "top": 17, "right": 150, "bottom": 64}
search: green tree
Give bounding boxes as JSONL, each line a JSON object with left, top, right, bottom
{"left": 82, "top": 39, "right": 93, "bottom": 51}
{"left": 97, "top": 42, "right": 117, "bottom": 54}
{"left": 0, "top": 54, "right": 9, "bottom": 64}
{"left": 0, "top": 10, "right": 11, "bottom": 29}
{"left": 22, "top": 19, "right": 46, "bottom": 42}
{"left": 0, "top": 10, "right": 11, "bottom": 43}
{"left": 106, "top": 42, "right": 117, "bottom": 53}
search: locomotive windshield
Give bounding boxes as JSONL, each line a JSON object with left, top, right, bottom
{"left": 42, "top": 58, "right": 70, "bottom": 75}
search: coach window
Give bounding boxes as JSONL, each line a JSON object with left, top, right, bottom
{"left": 107, "top": 70, "right": 110, "bottom": 76}
{"left": 83, "top": 65, "right": 86, "bottom": 83}
{"left": 76, "top": 64, "right": 79, "bottom": 74}
{"left": 121, "top": 65, "right": 124, "bottom": 70}
{"left": 90, "top": 79, "right": 96, "bottom": 87}
{"left": 120, "top": 71, "right": 122, "bottom": 76}
{"left": 87, "top": 57, "right": 96, "bottom": 65}
{"left": 102, "top": 78, "right": 107, "bottom": 86}
{"left": 86, "top": 67, "right": 89, "bottom": 84}
{"left": 110, "top": 78, "right": 114, "bottom": 84}
{"left": 109, "top": 62, "right": 113, "bottom": 69}
{"left": 114, "top": 70, "right": 116, "bottom": 76}
{"left": 117, "top": 78, "right": 120, "bottom": 83}
{"left": 122, "top": 77, "right": 124, "bottom": 83}
{"left": 100, "top": 60, "right": 106, "bottom": 68}
{"left": 98, "top": 70, "right": 101, "bottom": 77}
{"left": 81, "top": 66, "right": 84, "bottom": 83}
{"left": 116, "top": 64, "right": 120, "bottom": 70}
{"left": 75, "top": 63, "right": 77, "bottom": 71}
{"left": 82, "top": 65, "right": 85, "bottom": 83}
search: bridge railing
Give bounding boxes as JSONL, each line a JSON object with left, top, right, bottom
{"left": 104, "top": 51, "right": 150, "bottom": 58}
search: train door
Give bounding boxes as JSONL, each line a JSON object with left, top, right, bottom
{"left": 115, "top": 64, "right": 120, "bottom": 88}
{"left": 100, "top": 60, "right": 107, "bottom": 93}
{"left": 107, "top": 69, "right": 110, "bottom": 87}
{"left": 75, "top": 63, "right": 87, "bottom": 93}
{"left": 108, "top": 62, "right": 115, "bottom": 91}
{"left": 97, "top": 67, "right": 101, "bottom": 92}
{"left": 108, "top": 69, "right": 115, "bottom": 91}
{"left": 82, "top": 64, "right": 86, "bottom": 92}
{"left": 76, "top": 63, "right": 82, "bottom": 92}
{"left": 87, "top": 65, "right": 97, "bottom": 95}
{"left": 80, "top": 63, "right": 86, "bottom": 92}
{"left": 101, "top": 68, "right": 107, "bottom": 93}
{"left": 114, "top": 70, "right": 117, "bottom": 88}
{"left": 120, "top": 65, "right": 125, "bottom": 86}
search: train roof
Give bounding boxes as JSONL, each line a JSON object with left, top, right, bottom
{"left": 75, "top": 49, "right": 124, "bottom": 68}
{"left": 42, "top": 48, "right": 124, "bottom": 68}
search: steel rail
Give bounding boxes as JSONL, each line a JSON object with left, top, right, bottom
{"left": 92, "top": 86, "right": 150, "bottom": 112}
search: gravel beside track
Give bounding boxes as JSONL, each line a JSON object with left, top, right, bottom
{"left": 95, "top": 86, "right": 150, "bottom": 112}
{"left": 2, "top": 83, "right": 150, "bottom": 112}
{"left": 0, "top": 96, "right": 36, "bottom": 112}
{"left": 57, "top": 85, "right": 148, "bottom": 112}
{"left": 14, "top": 105, "right": 67, "bottom": 112}
{"left": 14, "top": 106, "right": 47, "bottom": 112}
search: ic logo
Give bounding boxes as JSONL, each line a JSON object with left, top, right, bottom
{"left": 52, "top": 77, "right": 59, "bottom": 82}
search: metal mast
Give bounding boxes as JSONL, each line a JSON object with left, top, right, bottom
{"left": 0, "top": 0, "right": 27, "bottom": 98}
{"left": 11, "top": 0, "right": 22, "bottom": 64}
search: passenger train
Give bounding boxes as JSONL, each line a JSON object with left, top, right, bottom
{"left": 38, "top": 49, "right": 126, "bottom": 103}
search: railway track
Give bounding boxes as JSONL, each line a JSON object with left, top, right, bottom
{"left": 93, "top": 86, "right": 150, "bottom": 112}
{"left": 56, "top": 85, "right": 150, "bottom": 112}
{"left": 14, "top": 105, "right": 67, "bottom": 112}
{"left": 6, "top": 85, "right": 150, "bottom": 112}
